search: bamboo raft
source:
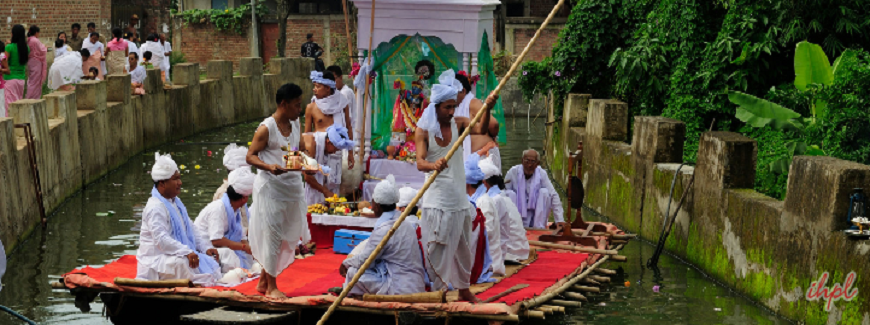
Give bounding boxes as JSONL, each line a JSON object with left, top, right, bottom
{"left": 53, "top": 226, "right": 633, "bottom": 324}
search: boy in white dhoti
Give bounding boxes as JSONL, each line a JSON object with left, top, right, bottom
{"left": 414, "top": 69, "right": 498, "bottom": 302}
{"left": 340, "top": 175, "right": 427, "bottom": 295}
{"left": 213, "top": 143, "right": 251, "bottom": 233}
{"left": 136, "top": 152, "right": 221, "bottom": 286}
{"left": 504, "top": 149, "right": 564, "bottom": 228}
{"left": 246, "top": 83, "right": 314, "bottom": 298}
{"left": 465, "top": 154, "right": 504, "bottom": 277}
{"left": 302, "top": 124, "right": 355, "bottom": 204}
{"left": 194, "top": 168, "right": 258, "bottom": 273}
{"left": 480, "top": 157, "right": 530, "bottom": 263}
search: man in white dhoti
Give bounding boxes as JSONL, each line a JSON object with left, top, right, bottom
{"left": 454, "top": 73, "right": 502, "bottom": 170}
{"left": 504, "top": 149, "right": 565, "bottom": 228}
{"left": 194, "top": 168, "right": 258, "bottom": 273}
{"left": 137, "top": 152, "right": 221, "bottom": 286}
{"left": 302, "top": 123, "right": 355, "bottom": 204}
{"left": 466, "top": 154, "right": 504, "bottom": 277}
{"left": 213, "top": 143, "right": 251, "bottom": 233}
{"left": 414, "top": 69, "right": 498, "bottom": 302}
{"left": 479, "top": 157, "right": 530, "bottom": 263}
{"left": 340, "top": 175, "right": 427, "bottom": 295}
{"left": 246, "top": 83, "right": 313, "bottom": 298}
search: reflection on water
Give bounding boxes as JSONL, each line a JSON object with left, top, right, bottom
{"left": 0, "top": 118, "right": 787, "bottom": 324}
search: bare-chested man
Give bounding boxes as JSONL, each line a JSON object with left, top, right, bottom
{"left": 454, "top": 73, "right": 501, "bottom": 170}
{"left": 305, "top": 70, "right": 355, "bottom": 174}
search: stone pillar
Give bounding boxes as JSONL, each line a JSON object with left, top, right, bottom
{"left": 75, "top": 80, "right": 109, "bottom": 184}
{"left": 106, "top": 74, "right": 131, "bottom": 105}
{"left": 556, "top": 94, "right": 590, "bottom": 186}
{"left": 584, "top": 99, "right": 628, "bottom": 171}
{"left": 106, "top": 74, "right": 135, "bottom": 167}
{"left": 207, "top": 60, "right": 236, "bottom": 125}
{"left": 173, "top": 63, "right": 202, "bottom": 132}
{"left": 240, "top": 57, "right": 267, "bottom": 119}
{"left": 582, "top": 99, "right": 631, "bottom": 227}
{"left": 44, "top": 91, "right": 83, "bottom": 199}
{"left": 288, "top": 57, "right": 315, "bottom": 106}
{"left": 0, "top": 118, "right": 24, "bottom": 249}
{"left": 9, "top": 99, "right": 58, "bottom": 211}
{"left": 268, "top": 57, "right": 292, "bottom": 84}
{"left": 784, "top": 156, "right": 870, "bottom": 232}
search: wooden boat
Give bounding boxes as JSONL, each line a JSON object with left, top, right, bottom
{"left": 53, "top": 219, "right": 632, "bottom": 324}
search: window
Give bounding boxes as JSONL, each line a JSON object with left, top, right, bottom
{"left": 212, "top": 0, "right": 228, "bottom": 10}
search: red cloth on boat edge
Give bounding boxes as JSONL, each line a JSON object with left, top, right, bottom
{"left": 476, "top": 251, "right": 589, "bottom": 305}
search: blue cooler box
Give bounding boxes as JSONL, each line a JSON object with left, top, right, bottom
{"left": 333, "top": 229, "right": 372, "bottom": 254}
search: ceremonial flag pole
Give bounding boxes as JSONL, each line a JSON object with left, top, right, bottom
{"left": 316, "top": 1, "right": 568, "bottom": 324}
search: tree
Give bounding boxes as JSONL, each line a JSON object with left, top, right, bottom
{"left": 276, "top": 0, "right": 299, "bottom": 57}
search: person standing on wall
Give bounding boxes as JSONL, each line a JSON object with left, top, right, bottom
{"left": 25, "top": 25, "right": 47, "bottom": 100}
{"left": 301, "top": 33, "right": 324, "bottom": 72}
{"left": 160, "top": 33, "right": 172, "bottom": 80}
{"left": 4, "top": 25, "right": 29, "bottom": 114}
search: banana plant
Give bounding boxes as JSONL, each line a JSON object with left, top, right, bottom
{"left": 727, "top": 41, "right": 853, "bottom": 175}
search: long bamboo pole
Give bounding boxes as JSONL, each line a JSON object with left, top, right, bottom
{"left": 316, "top": 1, "right": 567, "bottom": 324}
{"left": 357, "top": 0, "right": 376, "bottom": 168}
{"left": 341, "top": 0, "right": 354, "bottom": 59}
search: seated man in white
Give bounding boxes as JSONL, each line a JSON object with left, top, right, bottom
{"left": 137, "top": 152, "right": 221, "bottom": 286}
{"left": 213, "top": 143, "right": 251, "bottom": 233}
{"left": 465, "top": 153, "right": 504, "bottom": 277}
{"left": 194, "top": 168, "right": 258, "bottom": 273}
{"left": 340, "top": 175, "right": 426, "bottom": 295}
{"left": 479, "top": 156, "right": 530, "bottom": 263}
{"left": 504, "top": 149, "right": 564, "bottom": 228}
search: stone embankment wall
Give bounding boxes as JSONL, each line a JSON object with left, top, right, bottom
{"left": 548, "top": 94, "right": 870, "bottom": 324}
{"left": 0, "top": 57, "right": 314, "bottom": 255}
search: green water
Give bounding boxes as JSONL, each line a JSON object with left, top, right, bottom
{"left": 0, "top": 117, "right": 788, "bottom": 324}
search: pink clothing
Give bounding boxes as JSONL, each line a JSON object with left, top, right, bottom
{"left": 82, "top": 49, "right": 105, "bottom": 80}
{"left": 0, "top": 53, "right": 5, "bottom": 90}
{"left": 26, "top": 36, "right": 47, "bottom": 99}
{"left": 5, "top": 79, "right": 24, "bottom": 114}
{"left": 107, "top": 38, "right": 128, "bottom": 52}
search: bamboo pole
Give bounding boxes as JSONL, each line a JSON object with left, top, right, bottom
{"left": 610, "top": 255, "right": 628, "bottom": 262}
{"left": 580, "top": 278, "right": 601, "bottom": 286}
{"left": 113, "top": 278, "right": 192, "bottom": 288}
{"left": 594, "top": 268, "right": 617, "bottom": 275}
{"left": 588, "top": 275, "right": 611, "bottom": 283}
{"left": 563, "top": 292, "right": 587, "bottom": 302}
{"left": 315, "top": 1, "right": 568, "bottom": 325}
{"left": 528, "top": 240, "right": 618, "bottom": 255}
{"left": 341, "top": 0, "right": 354, "bottom": 59}
{"left": 572, "top": 285, "right": 600, "bottom": 293}
{"left": 540, "top": 305, "right": 565, "bottom": 314}
{"left": 549, "top": 300, "right": 582, "bottom": 307}
{"left": 356, "top": 0, "right": 375, "bottom": 169}
{"left": 520, "top": 244, "right": 624, "bottom": 309}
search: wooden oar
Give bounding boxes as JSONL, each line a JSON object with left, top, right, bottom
{"left": 315, "top": 1, "right": 568, "bottom": 324}
{"left": 482, "top": 284, "right": 530, "bottom": 303}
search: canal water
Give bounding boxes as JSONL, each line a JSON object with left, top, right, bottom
{"left": 0, "top": 117, "right": 788, "bottom": 324}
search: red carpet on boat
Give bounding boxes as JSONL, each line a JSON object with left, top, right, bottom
{"left": 477, "top": 251, "right": 589, "bottom": 305}
{"left": 67, "top": 251, "right": 347, "bottom": 297}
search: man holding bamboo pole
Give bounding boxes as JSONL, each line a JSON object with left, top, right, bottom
{"left": 415, "top": 69, "right": 498, "bottom": 302}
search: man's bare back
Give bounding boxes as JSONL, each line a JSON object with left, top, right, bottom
{"left": 467, "top": 98, "right": 500, "bottom": 151}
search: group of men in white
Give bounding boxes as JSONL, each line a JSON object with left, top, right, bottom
{"left": 134, "top": 65, "right": 563, "bottom": 302}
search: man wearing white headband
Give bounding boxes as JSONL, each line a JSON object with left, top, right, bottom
{"left": 136, "top": 152, "right": 221, "bottom": 286}
{"left": 480, "top": 156, "right": 529, "bottom": 263}
{"left": 213, "top": 143, "right": 252, "bottom": 233}
{"left": 305, "top": 70, "right": 355, "bottom": 169}
{"left": 454, "top": 73, "right": 502, "bottom": 171}
{"left": 414, "top": 69, "right": 498, "bottom": 302}
{"left": 340, "top": 175, "right": 426, "bottom": 296}
{"left": 194, "top": 168, "right": 259, "bottom": 273}
{"left": 302, "top": 123, "right": 355, "bottom": 204}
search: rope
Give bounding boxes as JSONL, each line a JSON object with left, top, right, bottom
{"left": 315, "top": 1, "right": 568, "bottom": 324}
{"left": 0, "top": 305, "right": 37, "bottom": 325}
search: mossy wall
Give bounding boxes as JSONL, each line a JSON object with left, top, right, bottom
{"left": 551, "top": 93, "right": 870, "bottom": 323}
{"left": 0, "top": 57, "right": 312, "bottom": 256}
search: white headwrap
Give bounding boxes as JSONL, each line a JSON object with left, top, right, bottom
{"left": 479, "top": 156, "right": 501, "bottom": 178}
{"left": 310, "top": 70, "right": 336, "bottom": 89}
{"left": 397, "top": 187, "right": 417, "bottom": 208}
{"left": 326, "top": 124, "right": 357, "bottom": 151}
{"left": 416, "top": 69, "right": 462, "bottom": 140}
{"left": 151, "top": 152, "right": 179, "bottom": 182}
{"left": 222, "top": 143, "right": 249, "bottom": 171}
{"left": 373, "top": 174, "right": 399, "bottom": 205}
{"left": 228, "top": 167, "right": 255, "bottom": 196}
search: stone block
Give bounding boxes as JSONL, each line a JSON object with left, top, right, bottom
{"left": 167, "top": 86, "right": 193, "bottom": 140}
{"left": 784, "top": 156, "right": 870, "bottom": 232}
{"left": 631, "top": 117, "right": 685, "bottom": 164}
{"left": 268, "top": 57, "right": 292, "bottom": 84}
{"left": 240, "top": 57, "right": 264, "bottom": 77}
{"left": 563, "top": 94, "right": 590, "bottom": 128}
{"left": 14, "top": 139, "right": 38, "bottom": 247}
{"left": 0, "top": 118, "right": 23, "bottom": 249}
{"left": 197, "top": 80, "right": 221, "bottom": 131}
{"left": 144, "top": 68, "right": 162, "bottom": 94}
{"left": 263, "top": 74, "right": 280, "bottom": 114}
{"left": 640, "top": 164, "right": 694, "bottom": 258}
{"left": 9, "top": 99, "right": 59, "bottom": 210}
{"left": 75, "top": 81, "right": 109, "bottom": 184}
{"left": 586, "top": 99, "right": 628, "bottom": 142}
{"left": 43, "top": 91, "right": 82, "bottom": 199}
{"left": 105, "top": 102, "right": 127, "bottom": 169}
{"left": 106, "top": 74, "right": 132, "bottom": 105}
{"left": 130, "top": 95, "right": 145, "bottom": 154}
{"left": 287, "top": 57, "right": 315, "bottom": 104}
{"left": 172, "top": 63, "right": 200, "bottom": 86}
{"left": 208, "top": 60, "right": 236, "bottom": 125}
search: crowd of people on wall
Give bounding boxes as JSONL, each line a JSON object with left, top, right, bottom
{"left": 3, "top": 15, "right": 172, "bottom": 115}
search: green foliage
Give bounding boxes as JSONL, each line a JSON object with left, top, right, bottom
{"left": 330, "top": 31, "right": 356, "bottom": 75}
{"left": 492, "top": 50, "right": 512, "bottom": 76}
{"left": 169, "top": 52, "right": 187, "bottom": 80}
{"left": 175, "top": 4, "right": 268, "bottom": 34}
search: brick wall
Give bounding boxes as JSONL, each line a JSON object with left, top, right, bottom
{"left": 177, "top": 23, "right": 251, "bottom": 70}
{"left": 0, "top": 0, "right": 111, "bottom": 43}
{"left": 514, "top": 27, "right": 561, "bottom": 62}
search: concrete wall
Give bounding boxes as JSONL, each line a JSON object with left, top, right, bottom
{"left": 557, "top": 94, "right": 870, "bottom": 324}
{"left": 0, "top": 57, "right": 313, "bottom": 256}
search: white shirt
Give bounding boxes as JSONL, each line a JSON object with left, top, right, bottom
{"left": 476, "top": 194, "right": 505, "bottom": 275}
{"left": 130, "top": 65, "right": 147, "bottom": 84}
{"left": 494, "top": 192, "right": 530, "bottom": 261}
{"left": 194, "top": 200, "right": 248, "bottom": 243}
{"left": 126, "top": 40, "right": 139, "bottom": 57}
{"left": 140, "top": 41, "right": 165, "bottom": 71}
{"left": 339, "top": 85, "right": 355, "bottom": 128}
{"left": 162, "top": 41, "right": 172, "bottom": 71}
{"left": 136, "top": 197, "right": 214, "bottom": 276}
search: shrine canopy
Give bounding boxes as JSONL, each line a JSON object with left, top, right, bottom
{"left": 352, "top": 0, "right": 500, "bottom": 54}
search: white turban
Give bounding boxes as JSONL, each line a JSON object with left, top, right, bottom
{"left": 151, "top": 152, "right": 179, "bottom": 182}
{"left": 397, "top": 187, "right": 417, "bottom": 208}
{"left": 373, "top": 174, "right": 399, "bottom": 205}
{"left": 479, "top": 156, "right": 501, "bottom": 179}
{"left": 228, "top": 168, "right": 255, "bottom": 196}
{"left": 223, "top": 143, "right": 250, "bottom": 171}
{"left": 416, "top": 69, "right": 462, "bottom": 140}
